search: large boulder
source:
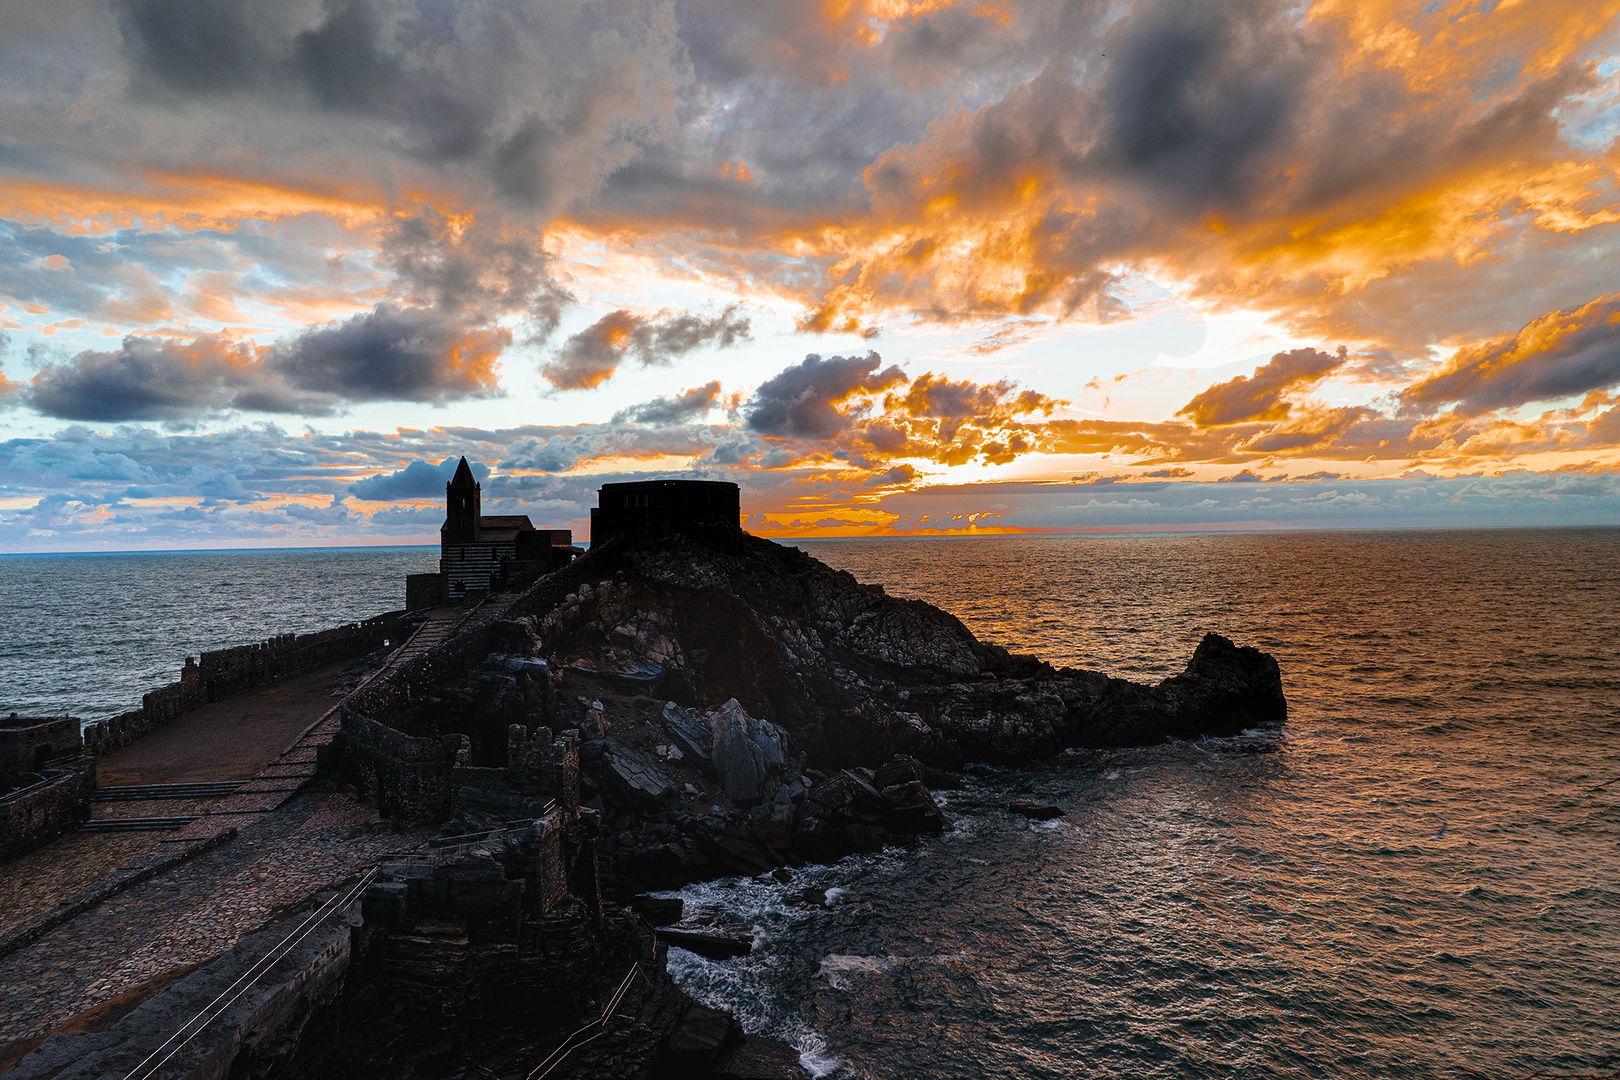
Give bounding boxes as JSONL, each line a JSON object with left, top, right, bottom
{"left": 792, "top": 758, "right": 947, "bottom": 863}
{"left": 791, "top": 770, "right": 887, "bottom": 863}
{"left": 661, "top": 702, "right": 714, "bottom": 773}
{"left": 600, "top": 738, "right": 678, "bottom": 806}
{"left": 870, "top": 757, "right": 947, "bottom": 836}
{"left": 708, "top": 698, "right": 787, "bottom": 806}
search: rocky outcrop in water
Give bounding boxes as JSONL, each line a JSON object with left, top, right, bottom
{"left": 482, "top": 526, "right": 1286, "bottom": 893}
{"left": 527, "top": 526, "right": 1285, "bottom": 768}
{"left": 296, "top": 524, "right": 1289, "bottom": 1078}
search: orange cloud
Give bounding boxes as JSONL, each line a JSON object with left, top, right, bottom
{"left": 0, "top": 170, "right": 400, "bottom": 235}
{"left": 1403, "top": 293, "right": 1620, "bottom": 414}
{"left": 1179, "top": 347, "right": 1347, "bottom": 427}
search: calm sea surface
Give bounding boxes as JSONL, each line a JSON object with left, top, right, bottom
{"left": 0, "top": 546, "right": 438, "bottom": 720}
{"left": 2, "top": 530, "right": 1617, "bottom": 1078}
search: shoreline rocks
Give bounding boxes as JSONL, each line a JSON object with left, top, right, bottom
{"left": 1009, "top": 800, "right": 1066, "bottom": 820}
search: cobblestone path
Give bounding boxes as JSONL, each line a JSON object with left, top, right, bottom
{"left": 0, "top": 613, "right": 468, "bottom": 1054}
{"left": 0, "top": 799, "right": 218, "bottom": 929}
{"left": 0, "top": 790, "right": 428, "bottom": 1048}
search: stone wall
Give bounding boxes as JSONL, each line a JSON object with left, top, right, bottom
{"left": 405, "top": 572, "right": 446, "bottom": 610}
{"left": 6, "top": 902, "right": 353, "bottom": 1080}
{"left": 0, "top": 760, "right": 94, "bottom": 864}
{"left": 330, "top": 706, "right": 462, "bottom": 822}
{"left": 0, "top": 716, "right": 81, "bottom": 788}
{"left": 195, "top": 610, "right": 411, "bottom": 701}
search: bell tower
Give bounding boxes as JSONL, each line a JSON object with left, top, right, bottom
{"left": 444, "top": 456, "right": 480, "bottom": 544}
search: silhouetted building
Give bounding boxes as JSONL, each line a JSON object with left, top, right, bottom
{"left": 1, "top": 715, "right": 80, "bottom": 789}
{"left": 590, "top": 479, "right": 741, "bottom": 547}
{"left": 406, "top": 458, "right": 581, "bottom": 607}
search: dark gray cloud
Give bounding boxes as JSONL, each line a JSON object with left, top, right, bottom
{"left": 25, "top": 303, "right": 508, "bottom": 421}
{"left": 1178, "top": 347, "right": 1345, "bottom": 427}
{"left": 613, "top": 381, "right": 723, "bottom": 426}
{"left": 115, "top": 0, "right": 285, "bottom": 96}
{"left": 28, "top": 333, "right": 327, "bottom": 421}
{"left": 379, "top": 210, "right": 573, "bottom": 342}
{"left": 349, "top": 456, "right": 487, "bottom": 501}
{"left": 1401, "top": 295, "right": 1620, "bottom": 415}
{"left": 267, "top": 303, "right": 507, "bottom": 404}
{"left": 746, "top": 352, "right": 906, "bottom": 438}
{"left": 112, "top": 0, "right": 688, "bottom": 210}
{"left": 542, "top": 306, "right": 750, "bottom": 391}
{"left": 1100, "top": 1, "right": 1302, "bottom": 205}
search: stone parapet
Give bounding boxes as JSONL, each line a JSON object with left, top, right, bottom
{"left": 81, "top": 610, "right": 413, "bottom": 757}
{"left": 330, "top": 705, "right": 459, "bottom": 823}
{"left": 0, "top": 759, "right": 95, "bottom": 865}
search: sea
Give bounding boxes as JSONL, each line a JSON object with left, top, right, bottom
{"left": 3, "top": 529, "right": 1618, "bottom": 1078}
{"left": 0, "top": 546, "right": 440, "bottom": 722}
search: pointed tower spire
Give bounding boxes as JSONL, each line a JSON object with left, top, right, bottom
{"left": 443, "top": 456, "right": 480, "bottom": 543}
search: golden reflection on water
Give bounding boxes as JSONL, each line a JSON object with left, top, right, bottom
{"left": 660, "top": 529, "right": 1620, "bottom": 1079}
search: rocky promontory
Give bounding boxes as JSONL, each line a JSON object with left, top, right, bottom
{"left": 472, "top": 524, "right": 1288, "bottom": 893}
{"left": 282, "top": 524, "right": 1289, "bottom": 1076}
{"left": 535, "top": 525, "right": 1284, "bottom": 760}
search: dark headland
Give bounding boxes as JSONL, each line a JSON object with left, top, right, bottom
{"left": 3, "top": 471, "right": 1286, "bottom": 1080}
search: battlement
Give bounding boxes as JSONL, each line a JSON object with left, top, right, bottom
{"left": 589, "top": 479, "right": 741, "bottom": 547}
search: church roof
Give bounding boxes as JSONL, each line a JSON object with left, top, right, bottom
{"left": 478, "top": 515, "right": 535, "bottom": 530}
{"left": 448, "top": 456, "right": 478, "bottom": 489}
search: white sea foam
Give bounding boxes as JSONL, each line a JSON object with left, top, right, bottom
{"left": 818, "top": 953, "right": 901, "bottom": 989}
{"left": 796, "top": 1036, "right": 848, "bottom": 1079}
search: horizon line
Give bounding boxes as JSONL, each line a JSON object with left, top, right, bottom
{"left": 2, "top": 520, "right": 1618, "bottom": 557}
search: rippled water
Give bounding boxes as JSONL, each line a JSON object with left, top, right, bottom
{"left": 0, "top": 547, "right": 437, "bottom": 720}
{"left": 665, "top": 528, "right": 1620, "bottom": 1079}
{"left": 2, "top": 531, "right": 1616, "bottom": 1076}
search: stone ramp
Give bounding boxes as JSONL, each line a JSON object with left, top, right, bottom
{"left": 93, "top": 658, "right": 361, "bottom": 788}
{"left": 0, "top": 597, "right": 505, "bottom": 1053}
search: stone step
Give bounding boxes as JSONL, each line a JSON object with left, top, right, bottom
{"left": 91, "top": 783, "right": 244, "bottom": 801}
{"left": 78, "top": 816, "right": 199, "bottom": 832}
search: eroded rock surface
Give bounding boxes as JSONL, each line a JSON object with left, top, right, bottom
{"left": 525, "top": 526, "right": 1286, "bottom": 769}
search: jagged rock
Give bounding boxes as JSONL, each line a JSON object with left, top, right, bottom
{"left": 531, "top": 530, "right": 1287, "bottom": 772}
{"left": 791, "top": 760, "right": 947, "bottom": 863}
{"left": 571, "top": 658, "right": 666, "bottom": 694}
{"left": 630, "top": 895, "right": 684, "bottom": 926}
{"left": 662, "top": 702, "right": 714, "bottom": 773}
{"left": 600, "top": 739, "right": 678, "bottom": 806}
{"left": 714, "top": 1036, "right": 814, "bottom": 1080}
{"left": 708, "top": 699, "right": 787, "bottom": 806}
{"left": 871, "top": 757, "right": 947, "bottom": 835}
{"left": 1009, "top": 800, "right": 1066, "bottom": 820}
{"left": 491, "top": 616, "right": 539, "bottom": 655}
{"left": 746, "top": 783, "right": 796, "bottom": 850}
{"left": 694, "top": 817, "right": 777, "bottom": 876}
{"left": 659, "top": 928, "right": 753, "bottom": 960}
{"left": 665, "top": 1001, "right": 744, "bottom": 1076}
{"left": 791, "top": 770, "right": 887, "bottom": 863}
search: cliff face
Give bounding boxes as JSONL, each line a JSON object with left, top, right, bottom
{"left": 522, "top": 526, "right": 1287, "bottom": 768}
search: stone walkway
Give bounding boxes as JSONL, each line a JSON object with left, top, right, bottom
{"left": 0, "top": 790, "right": 421, "bottom": 1049}
{"left": 0, "top": 800, "right": 211, "bottom": 929}
{"left": 94, "top": 659, "right": 359, "bottom": 787}
{"left": 0, "top": 611, "right": 476, "bottom": 1057}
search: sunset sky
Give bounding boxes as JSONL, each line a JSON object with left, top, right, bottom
{"left": 2, "top": 0, "right": 1619, "bottom": 550}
